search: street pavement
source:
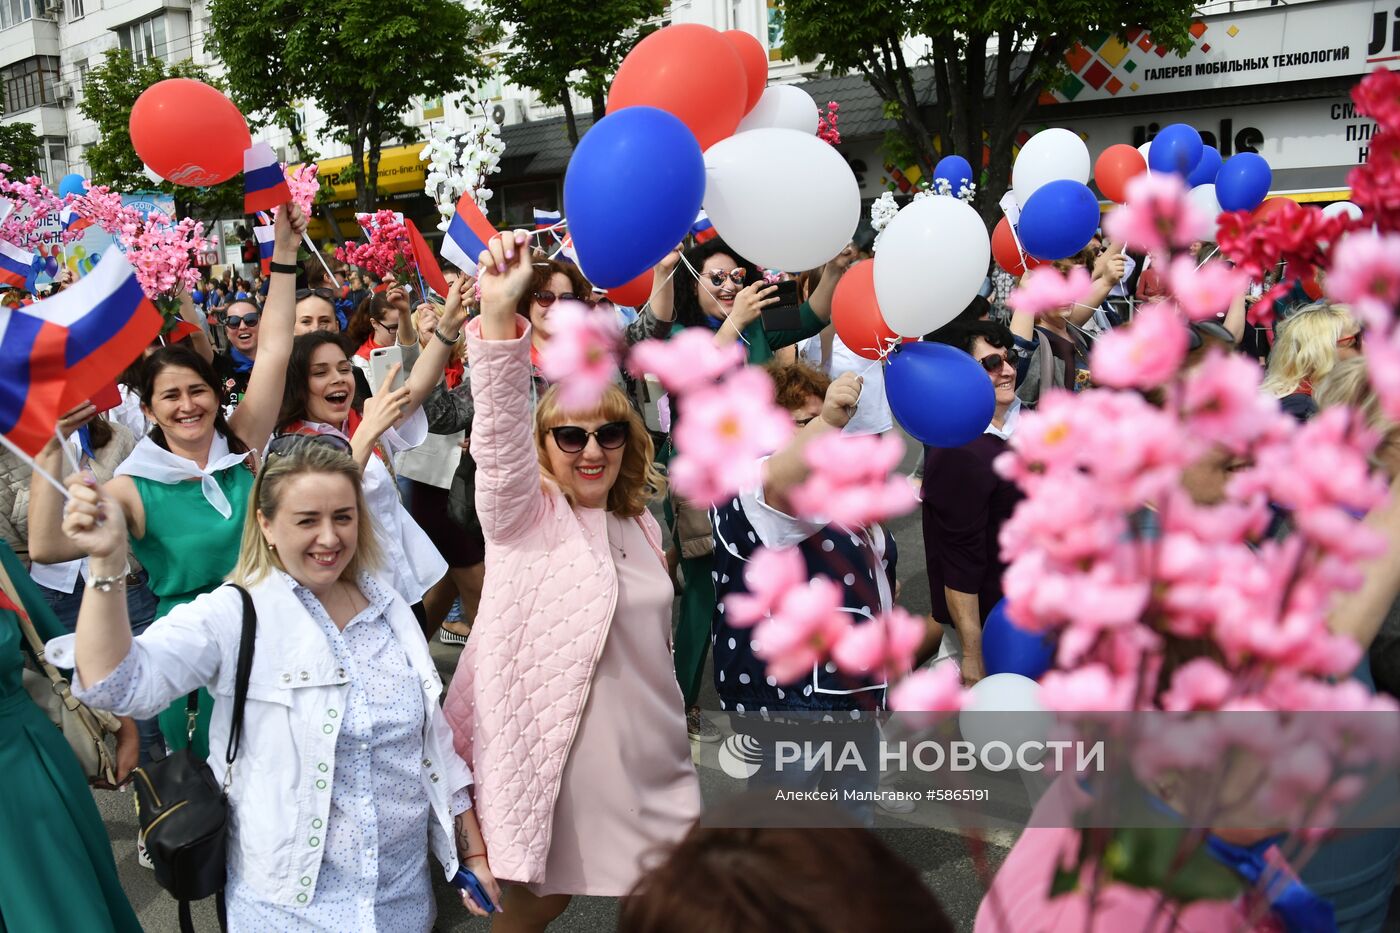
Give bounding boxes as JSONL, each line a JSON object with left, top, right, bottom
{"left": 96, "top": 434, "right": 1014, "bottom": 931}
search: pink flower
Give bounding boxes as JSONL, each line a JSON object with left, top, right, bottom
{"left": 535, "top": 302, "right": 622, "bottom": 410}
{"left": 1325, "top": 230, "right": 1400, "bottom": 318}
{"left": 1366, "top": 324, "right": 1400, "bottom": 421}
{"left": 1178, "top": 352, "right": 1290, "bottom": 451}
{"left": 1160, "top": 658, "right": 1234, "bottom": 711}
{"left": 1103, "top": 172, "right": 1210, "bottom": 256}
{"left": 1168, "top": 254, "right": 1249, "bottom": 321}
{"left": 284, "top": 163, "right": 320, "bottom": 217}
{"left": 1038, "top": 664, "right": 1135, "bottom": 712}
{"left": 1006, "top": 265, "right": 1094, "bottom": 318}
{"left": 669, "top": 367, "right": 795, "bottom": 507}
{"left": 889, "top": 664, "right": 964, "bottom": 714}
{"left": 831, "top": 607, "right": 926, "bottom": 678}
{"left": 1089, "top": 301, "right": 1188, "bottom": 390}
{"left": 336, "top": 210, "right": 414, "bottom": 279}
{"left": 787, "top": 432, "right": 919, "bottom": 527}
{"left": 752, "top": 576, "right": 852, "bottom": 684}
{"left": 627, "top": 328, "right": 745, "bottom": 394}
{"left": 724, "top": 546, "right": 807, "bottom": 628}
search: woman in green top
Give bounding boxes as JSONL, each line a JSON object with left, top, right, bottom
{"left": 648, "top": 236, "right": 853, "bottom": 738}
{"left": 28, "top": 203, "right": 306, "bottom": 758}
{"left": 0, "top": 539, "right": 140, "bottom": 932}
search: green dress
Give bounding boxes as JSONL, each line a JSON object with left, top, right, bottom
{"left": 665, "top": 304, "right": 828, "bottom": 705}
{"left": 128, "top": 466, "right": 254, "bottom": 759}
{"left": 0, "top": 542, "right": 141, "bottom": 932}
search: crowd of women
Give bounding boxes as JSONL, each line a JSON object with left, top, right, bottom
{"left": 2, "top": 185, "right": 1399, "bottom": 933}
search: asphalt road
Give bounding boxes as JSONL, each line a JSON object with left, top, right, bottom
{"left": 95, "top": 434, "right": 1015, "bottom": 931}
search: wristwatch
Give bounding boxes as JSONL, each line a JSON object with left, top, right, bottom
{"left": 87, "top": 562, "right": 132, "bottom": 593}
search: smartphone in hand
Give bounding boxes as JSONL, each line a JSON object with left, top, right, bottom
{"left": 760, "top": 279, "right": 803, "bottom": 331}
{"left": 368, "top": 345, "right": 407, "bottom": 394}
{"left": 451, "top": 868, "right": 497, "bottom": 913}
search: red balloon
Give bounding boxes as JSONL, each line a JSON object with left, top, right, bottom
{"left": 832, "top": 261, "right": 901, "bottom": 360}
{"left": 608, "top": 25, "right": 747, "bottom": 150}
{"left": 723, "top": 30, "right": 767, "bottom": 114}
{"left": 131, "top": 79, "right": 250, "bottom": 186}
{"left": 1094, "top": 144, "right": 1147, "bottom": 203}
{"left": 607, "top": 268, "right": 654, "bottom": 307}
{"left": 1300, "top": 271, "right": 1324, "bottom": 301}
{"left": 1253, "top": 197, "right": 1292, "bottom": 221}
{"left": 992, "top": 217, "right": 1043, "bottom": 276}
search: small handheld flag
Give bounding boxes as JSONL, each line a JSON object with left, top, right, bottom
{"left": 533, "top": 208, "right": 562, "bottom": 231}
{"left": 691, "top": 210, "right": 717, "bottom": 244}
{"left": 0, "top": 241, "right": 36, "bottom": 291}
{"left": 405, "top": 219, "right": 450, "bottom": 298}
{"left": 244, "top": 142, "right": 292, "bottom": 215}
{"left": 554, "top": 233, "right": 578, "bottom": 266}
{"left": 59, "top": 206, "right": 93, "bottom": 235}
{"left": 29, "top": 245, "right": 163, "bottom": 412}
{"left": 0, "top": 306, "right": 69, "bottom": 456}
{"left": 253, "top": 225, "right": 276, "bottom": 276}
{"left": 441, "top": 192, "right": 499, "bottom": 277}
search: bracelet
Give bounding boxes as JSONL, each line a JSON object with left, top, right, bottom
{"left": 268, "top": 261, "right": 299, "bottom": 275}
{"left": 463, "top": 851, "right": 488, "bottom": 862}
{"left": 434, "top": 327, "right": 460, "bottom": 347}
{"left": 87, "top": 562, "right": 132, "bottom": 593}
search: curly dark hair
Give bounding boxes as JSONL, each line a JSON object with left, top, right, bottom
{"left": 137, "top": 345, "right": 248, "bottom": 455}
{"left": 673, "top": 237, "right": 761, "bottom": 328}
{"left": 765, "top": 361, "right": 832, "bottom": 412}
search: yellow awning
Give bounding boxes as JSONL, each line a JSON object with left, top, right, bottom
{"left": 296, "top": 143, "right": 428, "bottom": 205}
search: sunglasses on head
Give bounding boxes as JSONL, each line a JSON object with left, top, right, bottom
{"left": 1337, "top": 327, "right": 1365, "bottom": 350}
{"left": 225, "top": 312, "right": 261, "bottom": 329}
{"left": 978, "top": 351, "right": 1012, "bottom": 373}
{"left": 533, "top": 290, "right": 592, "bottom": 309}
{"left": 705, "top": 269, "right": 747, "bottom": 288}
{"left": 296, "top": 287, "right": 337, "bottom": 302}
{"left": 549, "top": 422, "right": 629, "bottom": 453}
{"left": 266, "top": 432, "right": 353, "bottom": 460}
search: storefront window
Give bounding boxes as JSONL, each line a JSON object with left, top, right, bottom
{"left": 498, "top": 180, "right": 561, "bottom": 229}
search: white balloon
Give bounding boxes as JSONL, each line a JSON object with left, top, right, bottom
{"left": 142, "top": 164, "right": 164, "bottom": 185}
{"left": 1012, "top": 128, "right": 1090, "bottom": 207}
{"left": 1137, "top": 142, "right": 1153, "bottom": 174}
{"left": 958, "top": 673, "right": 1053, "bottom": 769}
{"left": 1187, "top": 183, "right": 1222, "bottom": 238}
{"left": 872, "top": 196, "right": 989, "bottom": 337}
{"left": 1322, "top": 200, "right": 1363, "bottom": 221}
{"left": 735, "top": 84, "right": 820, "bottom": 135}
{"left": 703, "top": 128, "right": 860, "bottom": 272}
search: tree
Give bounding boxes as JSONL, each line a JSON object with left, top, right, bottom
{"left": 208, "top": 0, "right": 496, "bottom": 213}
{"left": 782, "top": 0, "right": 1197, "bottom": 224}
{"left": 485, "top": 0, "right": 663, "bottom": 147}
{"left": 0, "top": 123, "right": 40, "bottom": 177}
{"left": 78, "top": 49, "right": 242, "bottom": 218}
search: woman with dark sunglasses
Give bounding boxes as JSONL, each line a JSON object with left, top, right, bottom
{"left": 440, "top": 231, "right": 700, "bottom": 931}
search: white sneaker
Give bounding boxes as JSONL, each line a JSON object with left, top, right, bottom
{"left": 876, "top": 794, "right": 917, "bottom": 815}
{"left": 137, "top": 835, "right": 153, "bottom": 870}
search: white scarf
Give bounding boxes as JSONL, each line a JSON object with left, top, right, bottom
{"left": 115, "top": 433, "right": 251, "bottom": 519}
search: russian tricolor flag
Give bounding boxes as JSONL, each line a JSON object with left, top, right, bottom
{"left": 60, "top": 206, "right": 93, "bottom": 235}
{"left": 244, "top": 141, "right": 292, "bottom": 215}
{"left": 254, "top": 224, "right": 276, "bottom": 276}
{"left": 0, "top": 241, "right": 35, "bottom": 291}
{"left": 0, "top": 306, "right": 69, "bottom": 455}
{"left": 28, "top": 245, "right": 162, "bottom": 413}
{"left": 691, "top": 211, "right": 717, "bottom": 244}
{"left": 533, "top": 208, "right": 561, "bottom": 230}
{"left": 441, "top": 191, "right": 499, "bottom": 276}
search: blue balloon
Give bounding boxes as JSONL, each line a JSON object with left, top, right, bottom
{"left": 1147, "top": 123, "right": 1203, "bottom": 177}
{"left": 885, "top": 342, "right": 995, "bottom": 448}
{"left": 934, "top": 155, "right": 973, "bottom": 195}
{"left": 564, "top": 107, "right": 705, "bottom": 289}
{"left": 982, "top": 599, "right": 1056, "bottom": 680}
{"left": 1215, "top": 152, "right": 1272, "bottom": 212}
{"left": 1018, "top": 180, "right": 1099, "bottom": 261}
{"left": 57, "top": 173, "right": 86, "bottom": 199}
{"left": 1186, "top": 145, "right": 1223, "bottom": 188}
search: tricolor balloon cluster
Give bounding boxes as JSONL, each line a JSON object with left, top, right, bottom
{"left": 565, "top": 25, "right": 859, "bottom": 289}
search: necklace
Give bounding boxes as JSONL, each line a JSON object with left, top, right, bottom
{"left": 606, "top": 513, "right": 627, "bottom": 560}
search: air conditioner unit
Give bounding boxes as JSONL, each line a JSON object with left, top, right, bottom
{"left": 490, "top": 99, "right": 526, "bottom": 126}
{"left": 55, "top": 82, "right": 73, "bottom": 104}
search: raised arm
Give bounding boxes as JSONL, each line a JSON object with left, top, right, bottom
{"left": 1331, "top": 478, "right": 1400, "bottom": 649}
{"left": 762, "top": 372, "right": 861, "bottom": 514}
{"left": 1069, "top": 243, "right": 1126, "bottom": 326}
{"left": 400, "top": 276, "right": 473, "bottom": 416}
{"left": 804, "top": 245, "right": 857, "bottom": 324}
{"left": 470, "top": 230, "right": 549, "bottom": 543}
{"left": 647, "top": 246, "right": 682, "bottom": 325}
{"left": 229, "top": 203, "right": 306, "bottom": 450}
{"left": 176, "top": 290, "right": 215, "bottom": 364}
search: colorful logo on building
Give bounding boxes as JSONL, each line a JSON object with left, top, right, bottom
{"left": 1047, "top": 21, "right": 1220, "bottom": 103}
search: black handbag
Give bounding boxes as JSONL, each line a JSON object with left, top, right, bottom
{"left": 131, "top": 583, "right": 256, "bottom": 933}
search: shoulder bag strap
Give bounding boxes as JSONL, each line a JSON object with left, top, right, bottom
{"left": 224, "top": 583, "right": 257, "bottom": 766}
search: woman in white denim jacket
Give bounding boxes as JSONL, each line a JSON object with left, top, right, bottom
{"left": 47, "top": 437, "right": 501, "bottom": 930}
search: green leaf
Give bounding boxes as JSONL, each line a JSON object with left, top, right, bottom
{"left": 1103, "top": 827, "right": 1244, "bottom": 905}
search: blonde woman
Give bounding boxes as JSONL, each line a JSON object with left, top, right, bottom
{"left": 442, "top": 231, "right": 700, "bottom": 932}
{"left": 1261, "top": 302, "right": 1363, "bottom": 421}
{"left": 48, "top": 439, "right": 496, "bottom": 930}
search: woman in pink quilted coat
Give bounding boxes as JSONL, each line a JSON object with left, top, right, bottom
{"left": 442, "top": 231, "right": 701, "bottom": 931}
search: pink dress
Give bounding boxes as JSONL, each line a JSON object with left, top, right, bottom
{"left": 526, "top": 513, "right": 702, "bottom": 897}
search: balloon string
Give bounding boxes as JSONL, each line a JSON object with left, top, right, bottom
{"left": 678, "top": 253, "right": 749, "bottom": 346}
{"left": 635, "top": 261, "right": 681, "bottom": 319}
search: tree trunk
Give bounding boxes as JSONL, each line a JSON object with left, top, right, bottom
{"left": 590, "top": 89, "right": 605, "bottom": 124}
{"left": 365, "top": 113, "right": 383, "bottom": 215}
{"left": 562, "top": 93, "right": 580, "bottom": 148}
{"left": 285, "top": 118, "right": 347, "bottom": 249}
{"left": 349, "top": 121, "right": 369, "bottom": 215}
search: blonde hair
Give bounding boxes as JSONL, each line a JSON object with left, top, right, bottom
{"left": 232, "top": 440, "right": 383, "bottom": 586}
{"left": 1317, "top": 356, "right": 1400, "bottom": 469}
{"left": 534, "top": 384, "right": 665, "bottom": 518}
{"left": 1260, "top": 302, "right": 1356, "bottom": 399}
